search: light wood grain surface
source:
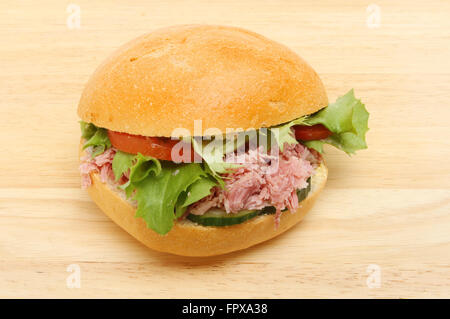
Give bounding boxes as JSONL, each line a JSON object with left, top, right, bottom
{"left": 1, "top": 0, "right": 449, "bottom": 298}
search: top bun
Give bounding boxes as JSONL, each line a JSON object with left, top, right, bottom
{"left": 78, "top": 25, "right": 328, "bottom": 137}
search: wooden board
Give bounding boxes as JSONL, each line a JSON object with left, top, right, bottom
{"left": 0, "top": 0, "right": 449, "bottom": 298}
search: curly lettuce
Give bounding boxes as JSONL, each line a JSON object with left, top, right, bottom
{"left": 80, "top": 121, "right": 111, "bottom": 157}
{"left": 111, "top": 150, "right": 217, "bottom": 235}
{"left": 134, "top": 163, "right": 217, "bottom": 234}
{"left": 270, "top": 89, "right": 369, "bottom": 154}
{"left": 190, "top": 136, "right": 239, "bottom": 187}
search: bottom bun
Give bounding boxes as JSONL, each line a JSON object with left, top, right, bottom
{"left": 84, "top": 156, "right": 328, "bottom": 257}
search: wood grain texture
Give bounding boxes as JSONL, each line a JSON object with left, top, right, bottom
{"left": 0, "top": 0, "right": 449, "bottom": 298}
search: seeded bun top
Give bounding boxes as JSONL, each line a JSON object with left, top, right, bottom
{"left": 77, "top": 25, "right": 328, "bottom": 137}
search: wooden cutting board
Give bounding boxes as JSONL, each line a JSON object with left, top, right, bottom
{"left": 0, "top": 0, "right": 449, "bottom": 298}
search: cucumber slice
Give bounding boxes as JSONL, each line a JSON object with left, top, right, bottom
{"left": 187, "top": 208, "right": 259, "bottom": 226}
{"left": 187, "top": 177, "right": 312, "bottom": 226}
{"left": 296, "top": 176, "right": 312, "bottom": 202}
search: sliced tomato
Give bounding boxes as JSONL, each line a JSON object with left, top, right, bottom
{"left": 293, "top": 124, "right": 332, "bottom": 141}
{"left": 108, "top": 130, "right": 193, "bottom": 162}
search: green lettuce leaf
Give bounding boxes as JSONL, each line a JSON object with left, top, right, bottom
{"left": 203, "top": 161, "right": 226, "bottom": 189}
{"left": 112, "top": 150, "right": 135, "bottom": 181}
{"left": 269, "top": 117, "right": 307, "bottom": 151}
{"left": 190, "top": 136, "right": 239, "bottom": 181}
{"left": 303, "top": 89, "right": 369, "bottom": 154}
{"left": 134, "top": 162, "right": 215, "bottom": 235}
{"left": 270, "top": 89, "right": 369, "bottom": 154}
{"left": 127, "top": 153, "right": 162, "bottom": 183}
{"left": 80, "top": 121, "right": 97, "bottom": 139}
{"left": 124, "top": 153, "right": 162, "bottom": 197}
{"left": 174, "top": 177, "right": 217, "bottom": 218}
{"left": 177, "top": 177, "right": 217, "bottom": 208}
{"left": 112, "top": 151, "right": 162, "bottom": 197}
{"left": 111, "top": 150, "right": 216, "bottom": 235}
{"left": 80, "top": 121, "right": 111, "bottom": 157}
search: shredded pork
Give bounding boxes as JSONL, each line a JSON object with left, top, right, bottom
{"left": 80, "top": 142, "right": 320, "bottom": 224}
{"left": 79, "top": 147, "right": 117, "bottom": 188}
{"left": 188, "top": 143, "right": 320, "bottom": 223}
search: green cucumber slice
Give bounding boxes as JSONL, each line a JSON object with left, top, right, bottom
{"left": 296, "top": 176, "right": 312, "bottom": 202}
{"left": 187, "top": 177, "right": 312, "bottom": 226}
{"left": 187, "top": 208, "right": 259, "bottom": 226}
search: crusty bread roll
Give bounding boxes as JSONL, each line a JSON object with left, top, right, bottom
{"left": 78, "top": 25, "right": 330, "bottom": 256}
{"left": 81, "top": 144, "right": 328, "bottom": 256}
{"left": 77, "top": 25, "right": 328, "bottom": 137}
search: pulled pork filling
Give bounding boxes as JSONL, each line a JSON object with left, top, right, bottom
{"left": 188, "top": 143, "right": 320, "bottom": 222}
{"left": 80, "top": 143, "right": 320, "bottom": 222}
{"left": 80, "top": 147, "right": 120, "bottom": 188}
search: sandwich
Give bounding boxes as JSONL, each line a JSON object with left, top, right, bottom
{"left": 78, "top": 25, "right": 369, "bottom": 256}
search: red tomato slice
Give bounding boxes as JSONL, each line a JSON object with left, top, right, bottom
{"left": 293, "top": 124, "right": 332, "bottom": 141}
{"left": 108, "top": 130, "right": 192, "bottom": 162}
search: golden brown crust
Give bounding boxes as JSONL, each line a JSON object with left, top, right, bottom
{"left": 77, "top": 25, "right": 328, "bottom": 137}
{"left": 81, "top": 146, "right": 328, "bottom": 257}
